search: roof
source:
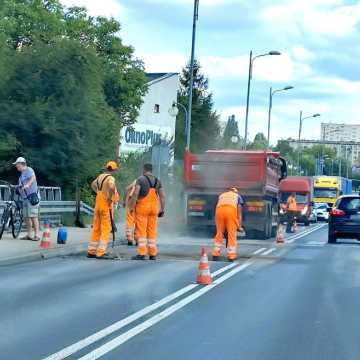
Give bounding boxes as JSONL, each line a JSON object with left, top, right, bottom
{"left": 280, "top": 177, "right": 311, "bottom": 192}
{"left": 146, "top": 73, "right": 178, "bottom": 85}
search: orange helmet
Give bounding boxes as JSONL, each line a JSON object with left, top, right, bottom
{"left": 105, "top": 161, "right": 119, "bottom": 171}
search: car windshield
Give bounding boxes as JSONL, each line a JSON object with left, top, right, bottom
{"left": 314, "top": 204, "right": 328, "bottom": 210}
{"left": 280, "top": 192, "right": 308, "bottom": 204}
{"left": 338, "top": 198, "right": 360, "bottom": 211}
{"left": 314, "top": 188, "right": 337, "bottom": 198}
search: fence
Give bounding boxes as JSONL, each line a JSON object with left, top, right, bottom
{"left": 0, "top": 185, "right": 62, "bottom": 202}
{"left": 0, "top": 184, "right": 93, "bottom": 226}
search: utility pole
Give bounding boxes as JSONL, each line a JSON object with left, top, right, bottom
{"left": 186, "top": 0, "right": 199, "bottom": 151}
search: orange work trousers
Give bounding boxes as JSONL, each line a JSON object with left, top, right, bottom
{"left": 212, "top": 205, "right": 239, "bottom": 260}
{"left": 126, "top": 208, "right": 137, "bottom": 244}
{"left": 88, "top": 194, "right": 112, "bottom": 257}
{"left": 135, "top": 188, "right": 159, "bottom": 256}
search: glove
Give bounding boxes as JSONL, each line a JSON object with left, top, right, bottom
{"left": 158, "top": 211, "right": 165, "bottom": 218}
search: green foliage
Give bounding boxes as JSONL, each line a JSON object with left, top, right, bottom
{"left": 220, "top": 115, "right": 242, "bottom": 149}
{"left": 174, "top": 60, "right": 220, "bottom": 158}
{"left": 248, "top": 133, "right": 268, "bottom": 150}
{"left": 0, "top": 0, "right": 147, "bottom": 199}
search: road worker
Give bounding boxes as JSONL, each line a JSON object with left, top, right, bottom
{"left": 286, "top": 192, "right": 297, "bottom": 233}
{"left": 124, "top": 180, "right": 137, "bottom": 246}
{"left": 212, "top": 187, "right": 244, "bottom": 262}
{"left": 129, "top": 163, "right": 165, "bottom": 260}
{"left": 87, "top": 161, "right": 120, "bottom": 259}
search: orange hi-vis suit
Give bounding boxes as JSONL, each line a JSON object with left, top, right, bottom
{"left": 135, "top": 176, "right": 159, "bottom": 257}
{"left": 212, "top": 191, "right": 240, "bottom": 260}
{"left": 125, "top": 180, "right": 137, "bottom": 244}
{"left": 287, "top": 195, "right": 297, "bottom": 212}
{"left": 88, "top": 173, "right": 119, "bottom": 257}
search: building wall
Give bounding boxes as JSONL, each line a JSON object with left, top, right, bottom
{"left": 321, "top": 123, "right": 360, "bottom": 163}
{"left": 120, "top": 73, "right": 179, "bottom": 154}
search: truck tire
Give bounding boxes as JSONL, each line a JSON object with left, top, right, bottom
{"left": 328, "top": 232, "right": 337, "bottom": 243}
{"left": 304, "top": 220, "right": 310, "bottom": 226}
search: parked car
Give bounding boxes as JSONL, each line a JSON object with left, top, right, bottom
{"left": 314, "top": 203, "right": 330, "bottom": 222}
{"left": 328, "top": 195, "right": 360, "bottom": 243}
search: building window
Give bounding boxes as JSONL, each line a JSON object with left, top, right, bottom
{"left": 154, "top": 104, "right": 160, "bottom": 113}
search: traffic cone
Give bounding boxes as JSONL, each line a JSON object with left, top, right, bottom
{"left": 293, "top": 220, "right": 298, "bottom": 233}
{"left": 276, "top": 223, "right": 285, "bottom": 244}
{"left": 40, "top": 221, "right": 52, "bottom": 249}
{"left": 196, "top": 247, "right": 212, "bottom": 285}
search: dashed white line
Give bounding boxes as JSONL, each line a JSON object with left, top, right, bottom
{"left": 286, "top": 224, "right": 325, "bottom": 244}
{"left": 261, "top": 248, "right": 276, "bottom": 256}
{"left": 252, "top": 247, "right": 267, "bottom": 255}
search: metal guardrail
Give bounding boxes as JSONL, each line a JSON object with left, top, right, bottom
{"left": 38, "top": 201, "right": 94, "bottom": 216}
{"left": 0, "top": 185, "right": 62, "bottom": 201}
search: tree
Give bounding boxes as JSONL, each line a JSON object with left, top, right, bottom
{"left": 174, "top": 60, "right": 220, "bottom": 158}
{"left": 220, "top": 115, "right": 242, "bottom": 149}
{"left": 248, "top": 133, "right": 268, "bottom": 150}
{"left": 0, "top": 0, "right": 147, "bottom": 196}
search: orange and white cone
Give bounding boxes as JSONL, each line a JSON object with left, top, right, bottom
{"left": 40, "top": 222, "right": 52, "bottom": 249}
{"left": 276, "top": 223, "right": 285, "bottom": 244}
{"left": 196, "top": 247, "right": 212, "bottom": 285}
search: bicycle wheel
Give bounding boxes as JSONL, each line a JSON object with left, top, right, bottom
{"left": 0, "top": 208, "right": 9, "bottom": 240}
{"left": 11, "top": 205, "right": 23, "bottom": 239}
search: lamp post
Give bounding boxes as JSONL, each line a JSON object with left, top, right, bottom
{"left": 298, "top": 111, "right": 321, "bottom": 174}
{"left": 267, "top": 85, "right": 294, "bottom": 148}
{"left": 244, "top": 50, "right": 281, "bottom": 149}
{"left": 169, "top": 102, "right": 189, "bottom": 151}
{"left": 186, "top": 0, "right": 200, "bottom": 151}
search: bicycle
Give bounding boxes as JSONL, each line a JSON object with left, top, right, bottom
{"left": 0, "top": 181, "right": 23, "bottom": 239}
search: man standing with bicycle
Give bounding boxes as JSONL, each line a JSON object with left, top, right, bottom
{"left": 13, "top": 157, "right": 40, "bottom": 241}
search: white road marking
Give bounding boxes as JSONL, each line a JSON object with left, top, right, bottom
{"left": 42, "top": 262, "right": 236, "bottom": 360}
{"left": 77, "top": 261, "right": 254, "bottom": 360}
{"left": 252, "top": 247, "right": 267, "bottom": 255}
{"left": 286, "top": 224, "right": 325, "bottom": 244}
{"left": 261, "top": 248, "right": 276, "bottom": 256}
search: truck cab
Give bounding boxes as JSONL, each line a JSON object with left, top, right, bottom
{"left": 313, "top": 176, "right": 352, "bottom": 207}
{"left": 279, "top": 176, "right": 313, "bottom": 226}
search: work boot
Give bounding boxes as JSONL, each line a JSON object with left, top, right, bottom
{"left": 132, "top": 254, "right": 146, "bottom": 260}
{"left": 87, "top": 253, "right": 96, "bottom": 258}
{"left": 149, "top": 255, "right": 157, "bottom": 260}
{"left": 227, "top": 258, "right": 236, "bottom": 262}
{"left": 212, "top": 255, "right": 220, "bottom": 261}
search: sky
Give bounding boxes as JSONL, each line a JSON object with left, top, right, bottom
{"left": 60, "top": 0, "right": 360, "bottom": 145}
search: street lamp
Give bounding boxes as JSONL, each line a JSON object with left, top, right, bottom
{"left": 298, "top": 111, "right": 321, "bottom": 174}
{"left": 267, "top": 85, "right": 294, "bottom": 147}
{"left": 244, "top": 50, "right": 282, "bottom": 149}
{"left": 186, "top": 0, "right": 200, "bottom": 151}
{"left": 169, "top": 101, "right": 189, "bottom": 138}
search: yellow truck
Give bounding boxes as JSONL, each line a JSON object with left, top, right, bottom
{"left": 313, "top": 176, "right": 352, "bottom": 206}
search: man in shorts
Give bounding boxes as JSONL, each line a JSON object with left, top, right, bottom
{"left": 13, "top": 157, "right": 40, "bottom": 241}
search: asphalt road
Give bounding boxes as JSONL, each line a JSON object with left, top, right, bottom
{"left": 1, "top": 224, "right": 360, "bottom": 360}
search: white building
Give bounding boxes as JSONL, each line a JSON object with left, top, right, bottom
{"left": 120, "top": 73, "right": 179, "bottom": 154}
{"left": 321, "top": 123, "right": 360, "bottom": 163}
{"left": 321, "top": 123, "right": 360, "bottom": 143}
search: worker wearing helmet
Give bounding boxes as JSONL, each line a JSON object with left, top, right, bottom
{"left": 212, "top": 187, "right": 244, "bottom": 262}
{"left": 286, "top": 192, "right": 297, "bottom": 233}
{"left": 124, "top": 179, "right": 137, "bottom": 246}
{"left": 87, "top": 161, "right": 120, "bottom": 259}
{"left": 129, "top": 163, "right": 165, "bottom": 260}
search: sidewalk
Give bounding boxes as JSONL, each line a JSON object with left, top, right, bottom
{"left": 0, "top": 223, "right": 278, "bottom": 266}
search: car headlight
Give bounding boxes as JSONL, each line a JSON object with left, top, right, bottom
{"left": 301, "top": 206, "right": 308, "bottom": 215}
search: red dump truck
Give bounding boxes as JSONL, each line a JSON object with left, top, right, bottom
{"left": 184, "top": 150, "right": 287, "bottom": 239}
{"left": 279, "top": 176, "right": 313, "bottom": 226}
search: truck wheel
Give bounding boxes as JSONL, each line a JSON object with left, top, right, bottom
{"left": 304, "top": 220, "right": 310, "bottom": 227}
